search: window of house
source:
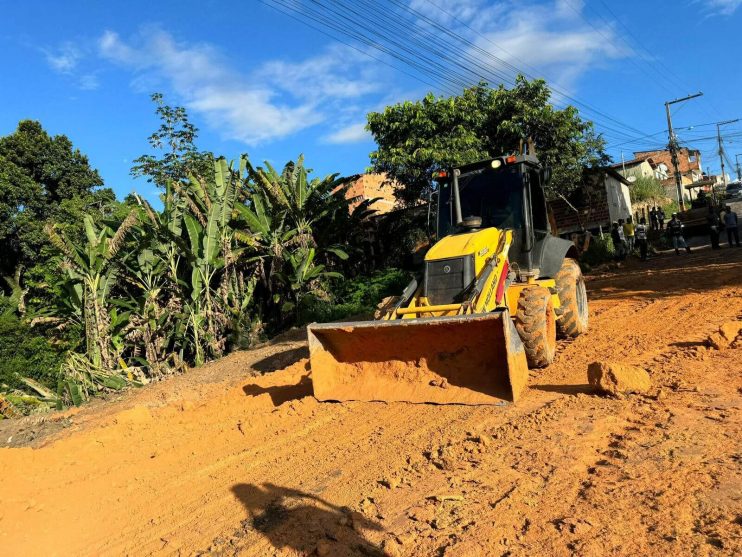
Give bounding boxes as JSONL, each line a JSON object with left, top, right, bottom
{"left": 689, "top": 154, "right": 697, "bottom": 163}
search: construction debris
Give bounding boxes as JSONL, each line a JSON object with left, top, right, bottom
{"left": 707, "top": 321, "right": 742, "bottom": 350}
{"left": 587, "top": 362, "right": 652, "bottom": 396}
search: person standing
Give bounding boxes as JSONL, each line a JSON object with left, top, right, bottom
{"left": 667, "top": 213, "right": 691, "bottom": 255}
{"left": 623, "top": 216, "right": 636, "bottom": 254}
{"left": 611, "top": 221, "right": 626, "bottom": 260}
{"left": 707, "top": 207, "right": 721, "bottom": 250}
{"left": 723, "top": 205, "right": 740, "bottom": 247}
{"left": 658, "top": 207, "right": 666, "bottom": 230}
{"left": 649, "top": 206, "right": 658, "bottom": 231}
{"left": 635, "top": 217, "right": 649, "bottom": 261}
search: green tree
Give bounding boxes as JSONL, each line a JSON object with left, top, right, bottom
{"left": 241, "top": 156, "right": 352, "bottom": 328}
{"left": 131, "top": 93, "right": 213, "bottom": 187}
{"left": 45, "top": 211, "right": 139, "bottom": 369}
{"left": 367, "top": 77, "right": 610, "bottom": 205}
{"left": 0, "top": 120, "right": 103, "bottom": 203}
{"left": 0, "top": 121, "right": 116, "bottom": 289}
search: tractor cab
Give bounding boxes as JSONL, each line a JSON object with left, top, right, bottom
{"left": 435, "top": 155, "right": 573, "bottom": 281}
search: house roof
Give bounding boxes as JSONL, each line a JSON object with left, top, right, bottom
{"left": 610, "top": 155, "right": 663, "bottom": 170}
{"left": 610, "top": 155, "right": 652, "bottom": 169}
{"left": 585, "top": 167, "right": 631, "bottom": 186}
{"left": 634, "top": 147, "right": 700, "bottom": 156}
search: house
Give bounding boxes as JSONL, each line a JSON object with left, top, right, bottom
{"left": 612, "top": 155, "right": 668, "bottom": 181}
{"left": 344, "top": 173, "right": 397, "bottom": 214}
{"left": 550, "top": 168, "right": 633, "bottom": 235}
{"left": 632, "top": 148, "right": 703, "bottom": 199}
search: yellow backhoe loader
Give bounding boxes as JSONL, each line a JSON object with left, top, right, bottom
{"left": 308, "top": 154, "right": 588, "bottom": 405}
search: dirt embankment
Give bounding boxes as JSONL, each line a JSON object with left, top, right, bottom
{"left": 1, "top": 246, "right": 741, "bottom": 556}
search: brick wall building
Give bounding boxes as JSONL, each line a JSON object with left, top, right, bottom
{"left": 344, "top": 173, "right": 397, "bottom": 214}
{"left": 633, "top": 148, "right": 703, "bottom": 198}
{"left": 550, "top": 168, "right": 632, "bottom": 235}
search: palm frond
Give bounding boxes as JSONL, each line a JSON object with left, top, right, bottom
{"left": 108, "top": 209, "right": 139, "bottom": 259}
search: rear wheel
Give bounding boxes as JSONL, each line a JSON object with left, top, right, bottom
{"left": 554, "top": 258, "right": 589, "bottom": 338}
{"left": 514, "top": 286, "right": 556, "bottom": 368}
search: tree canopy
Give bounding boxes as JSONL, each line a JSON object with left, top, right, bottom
{"left": 367, "top": 77, "right": 611, "bottom": 205}
{"left": 0, "top": 120, "right": 103, "bottom": 202}
{"left": 0, "top": 121, "right": 115, "bottom": 281}
{"left": 131, "top": 93, "right": 214, "bottom": 187}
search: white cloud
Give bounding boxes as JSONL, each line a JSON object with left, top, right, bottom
{"left": 408, "top": 0, "right": 497, "bottom": 26}
{"left": 98, "top": 28, "right": 382, "bottom": 145}
{"left": 323, "top": 122, "right": 370, "bottom": 144}
{"left": 699, "top": 0, "right": 742, "bottom": 15}
{"left": 42, "top": 42, "right": 100, "bottom": 90}
{"left": 43, "top": 42, "right": 82, "bottom": 74}
{"left": 78, "top": 73, "right": 100, "bottom": 90}
{"left": 408, "top": 0, "right": 626, "bottom": 91}
{"left": 94, "top": 1, "right": 632, "bottom": 145}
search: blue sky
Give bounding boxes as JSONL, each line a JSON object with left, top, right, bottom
{"left": 2, "top": 0, "right": 742, "bottom": 204}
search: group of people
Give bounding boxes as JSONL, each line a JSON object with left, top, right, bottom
{"left": 611, "top": 216, "right": 651, "bottom": 261}
{"left": 611, "top": 205, "right": 740, "bottom": 260}
{"left": 707, "top": 204, "right": 741, "bottom": 250}
{"left": 648, "top": 206, "right": 666, "bottom": 230}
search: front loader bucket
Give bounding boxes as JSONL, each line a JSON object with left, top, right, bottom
{"left": 307, "top": 311, "right": 528, "bottom": 405}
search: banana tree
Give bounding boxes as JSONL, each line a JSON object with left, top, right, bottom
{"left": 246, "top": 155, "right": 350, "bottom": 251}
{"left": 46, "top": 211, "right": 138, "bottom": 369}
{"left": 124, "top": 184, "right": 192, "bottom": 373}
{"left": 275, "top": 247, "right": 343, "bottom": 319}
{"left": 179, "top": 157, "right": 256, "bottom": 364}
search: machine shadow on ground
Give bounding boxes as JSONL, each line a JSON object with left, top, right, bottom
{"left": 251, "top": 346, "right": 309, "bottom": 373}
{"left": 242, "top": 374, "right": 313, "bottom": 406}
{"left": 231, "top": 482, "right": 384, "bottom": 556}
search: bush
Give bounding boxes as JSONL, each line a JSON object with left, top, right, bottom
{"left": 581, "top": 235, "right": 615, "bottom": 268}
{"left": 661, "top": 200, "right": 679, "bottom": 215}
{"left": 629, "top": 176, "right": 665, "bottom": 203}
{"left": 0, "top": 314, "right": 70, "bottom": 393}
{"left": 298, "top": 268, "right": 410, "bottom": 324}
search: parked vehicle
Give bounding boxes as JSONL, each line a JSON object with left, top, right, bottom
{"left": 726, "top": 181, "right": 742, "bottom": 199}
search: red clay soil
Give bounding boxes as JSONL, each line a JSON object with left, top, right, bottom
{"left": 1, "top": 247, "right": 741, "bottom": 556}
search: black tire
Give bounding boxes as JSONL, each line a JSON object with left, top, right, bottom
{"left": 514, "top": 286, "right": 556, "bottom": 369}
{"left": 554, "top": 258, "right": 589, "bottom": 338}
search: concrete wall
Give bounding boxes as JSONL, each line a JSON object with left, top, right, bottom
{"left": 618, "top": 160, "right": 654, "bottom": 179}
{"left": 606, "top": 175, "right": 633, "bottom": 223}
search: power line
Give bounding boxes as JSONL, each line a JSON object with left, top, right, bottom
{"left": 260, "top": 0, "right": 461, "bottom": 95}
{"left": 414, "top": 0, "right": 648, "bottom": 138}
{"left": 589, "top": 1, "right": 724, "bottom": 122}
{"left": 562, "top": 0, "right": 685, "bottom": 100}
{"left": 263, "top": 0, "right": 653, "bottom": 143}
{"left": 595, "top": 0, "right": 693, "bottom": 94}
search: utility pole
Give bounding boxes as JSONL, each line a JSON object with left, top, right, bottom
{"left": 736, "top": 153, "right": 742, "bottom": 181}
{"left": 716, "top": 119, "right": 740, "bottom": 188}
{"left": 665, "top": 92, "right": 703, "bottom": 211}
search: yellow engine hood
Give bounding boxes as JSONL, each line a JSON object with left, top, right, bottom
{"left": 425, "top": 227, "right": 501, "bottom": 265}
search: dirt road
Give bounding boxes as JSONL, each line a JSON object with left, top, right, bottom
{"left": 1, "top": 246, "right": 741, "bottom": 556}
